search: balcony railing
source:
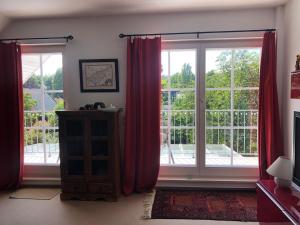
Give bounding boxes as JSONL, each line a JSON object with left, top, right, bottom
{"left": 24, "top": 109, "right": 258, "bottom": 165}
{"left": 24, "top": 110, "right": 60, "bottom": 164}
{"left": 160, "top": 109, "right": 258, "bottom": 166}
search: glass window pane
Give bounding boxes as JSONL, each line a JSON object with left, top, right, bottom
{"left": 234, "top": 90, "right": 259, "bottom": 110}
{"left": 171, "top": 91, "right": 195, "bottom": 110}
{"left": 24, "top": 128, "right": 44, "bottom": 164}
{"left": 22, "top": 54, "right": 42, "bottom": 87}
{"left": 205, "top": 47, "right": 260, "bottom": 168}
{"left": 206, "top": 49, "right": 231, "bottom": 88}
{"left": 46, "top": 92, "right": 64, "bottom": 111}
{"left": 206, "top": 129, "right": 231, "bottom": 166}
{"left": 161, "top": 51, "right": 168, "bottom": 76}
{"left": 161, "top": 91, "right": 168, "bottom": 107}
{"left": 206, "top": 110, "right": 231, "bottom": 127}
{"left": 206, "top": 90, "right": 230, "bottom": 110}
{"left": 170, "top": 50, "right": 196, "bottom": 88}
{"left": 45, "top": 129, "right": 60, "bottom": 164}
{"left": 233, "top": 128, "right": 258, "bottom": 166}
{"left": 160, "top": 50, "right": 196, "bottom": 166}
{"left": 42, "top": 54, "right": 63, "bottom": 91}
{"left": 234, "top": 48, "right": 261, "bottom": 88}
{"left": 23, "top": 52, "right": 63, "bottom": 165}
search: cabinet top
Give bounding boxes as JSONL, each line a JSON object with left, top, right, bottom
{"left": 56, "top": 108, "right": 122, "bottom": 116}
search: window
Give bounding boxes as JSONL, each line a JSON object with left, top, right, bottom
{"left": 205, "top": 48, "right": 260, "bottom": 167}
{"left": 160, "top": 40, "right": 261, "bottom": 178}
{"left": 22, "top": 52, "right": 63, "bottom": 165}
{"left": 161, "top": 49, "right": 197, "bottom": 165}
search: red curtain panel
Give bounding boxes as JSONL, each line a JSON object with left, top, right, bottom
{"left": 123, "top": 37, "right": 161, "bottom": 195}
{"left": 258, "top": 32, "right": 283, "bottom": 179}
{"left": 0, "top": 43, "right": 24, "bottom": 189}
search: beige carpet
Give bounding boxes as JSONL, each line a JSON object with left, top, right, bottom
{"left": 10, "top": 188, "right": 60, "bottom": 200}
{"left": 0, "top": 191, "right": 259, "bottom": 225}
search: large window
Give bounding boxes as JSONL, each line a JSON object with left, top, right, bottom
{"left": 22, "top": 52, "right": 63, "bottom": 165}
{"left": 160, "top": 40, "right": 261, "bottom": 177}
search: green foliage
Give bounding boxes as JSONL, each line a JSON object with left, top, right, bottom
{"left": 24, "top": 93, "right": 37, "bottom": 110}
{"left": 54, "top": 98, "right": 64, "bottom": 110}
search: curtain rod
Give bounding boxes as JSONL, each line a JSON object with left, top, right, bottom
{"left": 0, "top": 35, "right": 74, "bottom": 42}
{"left": 119, "top": 28, "right": 276, "bottom": 38}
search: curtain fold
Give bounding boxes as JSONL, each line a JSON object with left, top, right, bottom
{"left": 123, "top": 37, "right": 161, "bottom": 195}
{"left": 258, "top": 32, "right": 283, "bottom": 179}
{"left": 0, "top": 42, "right": 24, "bottom": 189}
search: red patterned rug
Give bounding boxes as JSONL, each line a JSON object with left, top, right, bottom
{"left": 151, "top": 189, "right": 257, "bottom": 221}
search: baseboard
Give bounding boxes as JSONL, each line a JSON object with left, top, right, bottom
{"left": 22, "top": 177, "right": 61, "bottom": 187}
{"left": 157, "top": 177, "right": 257, "bottom": 189}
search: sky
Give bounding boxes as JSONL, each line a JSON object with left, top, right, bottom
{"left": 22, "top": 53, "right": 62, "bottom": 83}
{"left": 161, "top": 48, "right": 261, "bottom": 77}
{"left": 37, "top": 54, "right": 62, "bottom": 75}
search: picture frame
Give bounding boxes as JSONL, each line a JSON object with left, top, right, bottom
{"left": 79, "top": 59, "right": 119, "bottom": 92}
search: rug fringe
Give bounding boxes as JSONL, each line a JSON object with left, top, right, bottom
{"left": 142, "top": 190, "right": 156, "bottom": 220}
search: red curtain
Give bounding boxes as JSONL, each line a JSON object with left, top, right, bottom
{"left": 258, "top": 32, "right": 283, "bottom": 179}
{"left": 0, "top": 42, "right": 24, "bottom": 189}
{"left": 123, "top": 37, "right": 161, "bottom": 195}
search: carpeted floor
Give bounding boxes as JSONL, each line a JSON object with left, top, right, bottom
{"left": 0, "top": 190, "right": 259, "bottom": 225}
{"left": 151, "top": 190, "right": 257, "bottom": 221}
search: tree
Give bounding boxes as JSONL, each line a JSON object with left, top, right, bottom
{"left": 23, "top": 68, "right": 63, "bottom": 91}
{"left": 23, "top": 75, "right": 41, "bottom": 88}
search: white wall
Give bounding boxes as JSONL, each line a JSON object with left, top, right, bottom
{"left": 0, "top": 14, "right": 9, "bottom": 32}
{"left": 0, "top": 8, "right": 276, "bottom": 110}
{"left": 282, "top": 0, "right": 300, "bottom": 159}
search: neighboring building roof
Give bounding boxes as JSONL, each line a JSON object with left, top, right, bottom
{"left": 24, "top": 88, "right": 56, "bottom": 111}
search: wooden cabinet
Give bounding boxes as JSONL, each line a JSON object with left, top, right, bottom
{"left": 56, "top": 109, "right": 121, "bottom": 201}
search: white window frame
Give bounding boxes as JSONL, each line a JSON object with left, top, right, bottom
{"left": 22, "top": 44, "right": 65, "bottom": 179}
{"left": 159, "top": 38, "right": 262, "bottom": 179}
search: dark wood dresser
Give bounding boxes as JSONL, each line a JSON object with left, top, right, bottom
{"left": 56, "top": 109, "right": 121, "bottom": 201}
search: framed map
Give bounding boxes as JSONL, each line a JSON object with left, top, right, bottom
{"left": 79, "top": 59, "right": 119, "bottom": 92}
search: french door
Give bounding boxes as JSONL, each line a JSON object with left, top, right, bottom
{"left": 159, "top": 39, "right": 261, "bottom": 178}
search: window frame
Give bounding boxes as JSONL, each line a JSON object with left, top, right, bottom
{"left": 21, "top": 44, "right": 65, "bottom": 179}
{"left": 159, "top": 38, "right": 262, "bottom": 179}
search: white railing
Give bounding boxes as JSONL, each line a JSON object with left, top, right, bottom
{"left": 24, "top": 111, "right": 59, "bottom": 154}
{"left": 24, "top": 109, "right": 259, "bottom": 159}
{"left": 160, "top": 109, "right": 258, "bottom": 157}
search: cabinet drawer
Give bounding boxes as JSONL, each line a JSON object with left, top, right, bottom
{"left": 88, "top": 183, "right": 113, "bottom": 194}
{"left": 62, "top": 183, "right": 86, "bottom": 193}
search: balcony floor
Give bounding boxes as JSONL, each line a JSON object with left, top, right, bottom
{"left": 24, "top": 143, "right": 258, "bottom": 167}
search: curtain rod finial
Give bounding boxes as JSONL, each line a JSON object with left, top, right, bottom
{"left": 67, "top": 35, "right": 74, "bottom": 41}
{"left": 119, "top": 34, "right": 125, "bottom": 38}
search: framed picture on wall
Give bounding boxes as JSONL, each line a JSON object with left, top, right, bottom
{"left": 79, "top": 59, "right": 119, "bottom": 92}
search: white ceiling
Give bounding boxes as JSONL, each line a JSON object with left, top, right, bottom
{"left": 0, "top": 0, "right": 288, "bottom": 19}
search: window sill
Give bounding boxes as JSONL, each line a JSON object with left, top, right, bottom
{"left": 157, "top": 176, "right": 258, "bottom": 189}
